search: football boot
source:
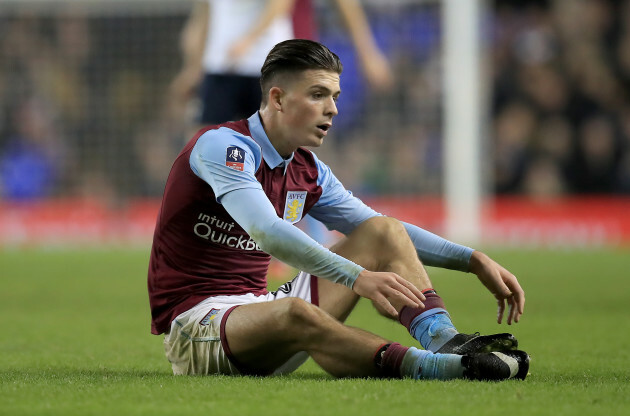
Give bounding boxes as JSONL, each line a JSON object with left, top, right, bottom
{"left": 436, "top": 332, "right": 518, "bottom": 355}
{"left": 462, "top": 350, "right": 530, "bottom": 381}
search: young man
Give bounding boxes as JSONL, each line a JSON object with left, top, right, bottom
{"left": 148, "top": 39, "right": 529, "bottom": 380}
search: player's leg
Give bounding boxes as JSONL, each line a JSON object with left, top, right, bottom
{"left": 316, "top": 216, "right": 517, "bottom": 354}
{"left": 223, "top": 297, "right": 384, "bottom": 377}
{"left": 223, "top": 296, "right": 529, "bottom": 380}
{"left": 317, "top": 216, "right": 431, "bottom": 322}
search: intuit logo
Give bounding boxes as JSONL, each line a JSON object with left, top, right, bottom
{"left": 193, "top": 213, "right": 262, "bottom": 251}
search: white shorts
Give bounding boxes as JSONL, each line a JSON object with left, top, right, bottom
{"left": 163, "top": 272, "right": 318, "bottom": 376}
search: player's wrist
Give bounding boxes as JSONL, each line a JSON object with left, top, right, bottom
{"left": 467, "top": 250, "right": 488, "bottom": 275}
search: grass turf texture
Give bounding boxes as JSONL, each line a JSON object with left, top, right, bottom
{"left": 1, "top": 247, "right": 629, "bottom": 415}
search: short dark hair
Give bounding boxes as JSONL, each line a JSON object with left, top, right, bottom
{"left": 260, "top": 39, "right": 343, "bottom": 104}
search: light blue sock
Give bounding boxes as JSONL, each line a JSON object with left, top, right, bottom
{"left": 409, "top": 308, "right": 459, "bottom": 352}
{"left": 400, "top": 347, "right": 465, "bottom": 380}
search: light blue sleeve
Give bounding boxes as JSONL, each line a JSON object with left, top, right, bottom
{"left": 221, "top": 187, "right": 364, "bottom": 288}
{"left": 190, "top": 135, "right": 363, "bottom": 288}
{"left": 402, "top": 222, "right": 474, "bottom": 272}
{"left": 308, "top": 152, "right": 474, "bottom": 272}
{"left": 308, "top": 152, "right": 381, "bottom": 235}
{"left": 190, "top": 127, "right": 263, "bottom": 202}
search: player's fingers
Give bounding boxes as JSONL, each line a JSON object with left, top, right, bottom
{"left": 511, "top": 295, "right": 520, "bottom": 323}
{"left": 513, "top": 296, "right": 523, "bottom": 323}
{"left": 496, "top": 280, "right": 513, "bottom": 299}
{"left": 483, "top": 270, "right": 512, "bottom": 300}
{"left": 510, "top": 281, "right": 525, "bottom": 315}
{"left": 396, "top": 277, "right": 426, "bottom": 301}
{"left": 507, "top": 299, "right": 515, "bottom": 325}
{"left": 519, "top": 294, "right": 526, "bottom": 315}
{"left": 504, "top": 278, "right": 524, "bottom": 323}
{"left": 388, "top": 283, "right": 423, "bottom": 309}
{"left": 376, "top": 294, "right": 398, "bottom": 318}
{"left": 392, "top": 279, "right": 424, "bottom": 307}
{"left": 497, "top": 298, "right": 505, "bottom": 324}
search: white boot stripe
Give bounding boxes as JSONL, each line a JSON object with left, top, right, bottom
{"left": 492, "top": 352, "right": 519, "bottom": 378}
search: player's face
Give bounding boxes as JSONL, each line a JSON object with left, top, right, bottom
{"left": 277, "top": 69, "right": 340, "bottom": 154}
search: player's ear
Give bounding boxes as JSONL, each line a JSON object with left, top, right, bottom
{"left": 268, "top": 87, "right": 284, "bottom": 112}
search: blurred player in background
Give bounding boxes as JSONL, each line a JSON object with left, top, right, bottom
{"left": 149, "top": 39, "right": 529, "bottom": 381}
{"left": 168, "top": 0, "right": 392, "bottom": 129}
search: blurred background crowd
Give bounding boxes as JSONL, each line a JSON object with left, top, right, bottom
{"left": 1, "top": 0, "right": 630, "bottom": 204}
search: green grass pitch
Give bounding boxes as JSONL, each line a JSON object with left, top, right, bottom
{"left": 1, "top": 246, "right": 629, "bottom": 415}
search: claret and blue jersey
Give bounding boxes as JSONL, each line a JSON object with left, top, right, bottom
{"left": 190, "top": 113, "right": 381, "bottom": 231}
{"left": 148, "top": 112, "right": 473, "bottom": 335}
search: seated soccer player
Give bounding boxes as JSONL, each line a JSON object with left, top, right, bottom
{"left": 148, "top": 39, "right": 529, "bottom": 380}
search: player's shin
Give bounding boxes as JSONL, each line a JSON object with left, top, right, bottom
{"left": 399, "top": 289, "right": 458, "bottom": 352}
{"left": 374, "top": 343, "right": 464, "bottom": 380}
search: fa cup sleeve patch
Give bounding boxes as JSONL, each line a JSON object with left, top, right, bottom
{"left": 225, "top": 146, "right": 245, "bottom": 171}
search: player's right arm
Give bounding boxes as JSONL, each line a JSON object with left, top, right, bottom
{"left": 189, "top": 130, "right": 422, "bottom": 315}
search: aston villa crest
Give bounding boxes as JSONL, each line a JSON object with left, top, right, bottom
{"left": 283, "top": 191, "right": 307, "bottom": 224}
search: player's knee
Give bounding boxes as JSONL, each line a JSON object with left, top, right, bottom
{"left": 361, "top": 216, "right": 408, "bottom": 252}
{"left": 277, "top": 298, "right": 326, "bottom": 339}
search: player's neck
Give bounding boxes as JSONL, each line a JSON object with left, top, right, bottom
{"left": 259, "top": 108, "right": 295, "bottom": 158}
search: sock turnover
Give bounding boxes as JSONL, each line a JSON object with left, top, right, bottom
{"left": 399, "top": 289, "right": 459, "bottom": 352}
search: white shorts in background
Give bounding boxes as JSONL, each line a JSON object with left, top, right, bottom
{"left": 163, "top": 272, "right": 318, "bottom": 376}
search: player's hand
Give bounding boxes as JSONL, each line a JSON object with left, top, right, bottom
{"left": 352, "top": 270, "right": 425, "bottom": 319}
{"left": 468, "top": 250, "right": 525, "bottom": 325}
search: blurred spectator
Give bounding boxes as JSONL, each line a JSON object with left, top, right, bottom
{"left": 493, "top": 100, "right": 536, "bottom": 193}
{"left": 2, "top": 0, "right": 630, "bottom": 202}
{"left": 491, "top": 0, "right": 630, "bottom": 196}
{"left": 522, "top": 155, "right": 566, "bottom": 198}
{"left": 0, "top": 7, "right": 182, "bottom": 202}
{"left": 0, "top": 98, "right": 64, "bottom": 200}
{"left": 569, "top": 114, "right": 622, "bottom": 193}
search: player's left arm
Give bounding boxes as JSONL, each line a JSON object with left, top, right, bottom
{"left": 404, "top": 220, "right": 525, "bottom": 324}
{"left": 467, "top": 250, "right": 525, "bottom": 325}
{"left": 308, "top": 153, "right": 472, "bottom": 270}
{"left": 308, "top": 152, "right": 524, "bottom": 324}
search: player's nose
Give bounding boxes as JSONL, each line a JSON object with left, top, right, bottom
{"left": 325, "top": 96, "right": 338, "bottom": 117}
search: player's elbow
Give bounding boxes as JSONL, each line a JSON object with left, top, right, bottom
{"left": 248, "top": 225, "right": 276, "bottom": 254}
{"left": 248, "top": 220, "right": 290, "bottom": 256}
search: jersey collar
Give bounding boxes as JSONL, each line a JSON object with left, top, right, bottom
{"left": 248, "top": 112, "right": 294, "bottom": 173}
